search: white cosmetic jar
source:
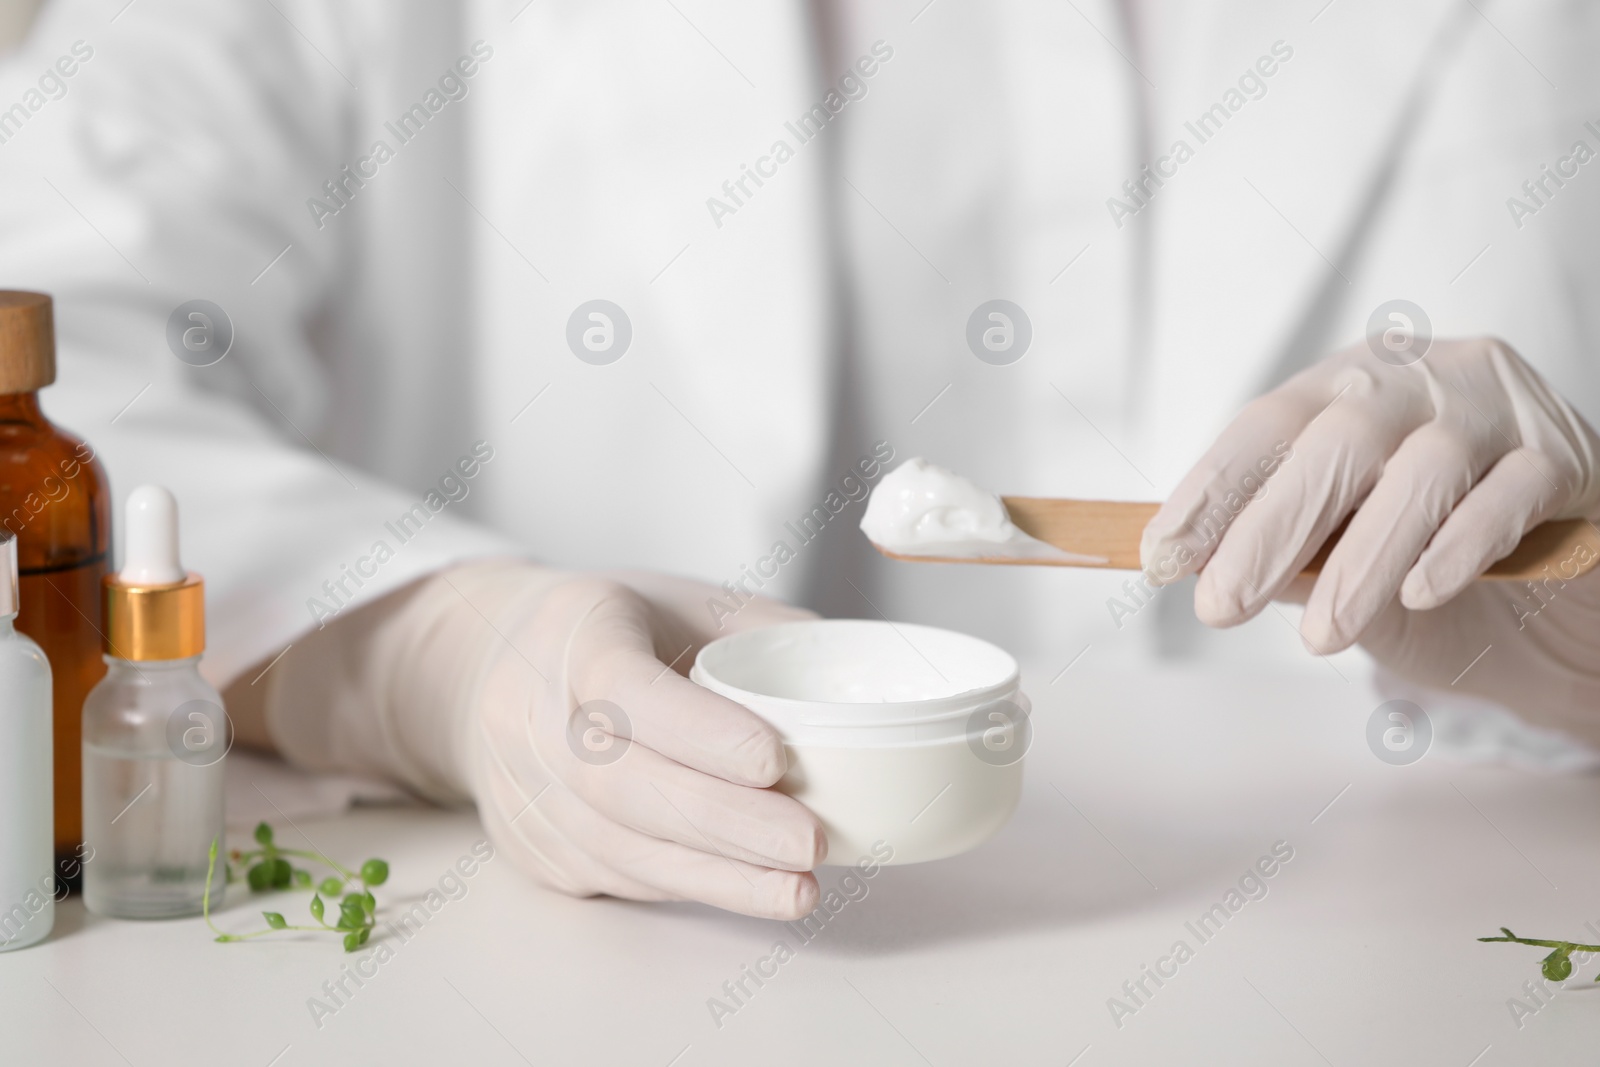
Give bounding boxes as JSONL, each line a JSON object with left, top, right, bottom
{"left": 691, "top": 619, "right": 1028, "bottom": 866}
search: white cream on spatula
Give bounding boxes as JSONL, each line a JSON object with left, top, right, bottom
{"left": 860, "top": 457, "right": 1104, "bottom": 562}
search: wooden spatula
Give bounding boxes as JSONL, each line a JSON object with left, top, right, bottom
{"left": 870, "top": 498, "right": 1600, "bottom": 581}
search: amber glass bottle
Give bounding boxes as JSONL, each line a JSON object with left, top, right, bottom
{"left": 0, "top": 292, "right": 112, "bottom": 874}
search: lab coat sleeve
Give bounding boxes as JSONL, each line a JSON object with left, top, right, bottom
{"left": 0, "top": 0, "right": 524, "bottom": 686}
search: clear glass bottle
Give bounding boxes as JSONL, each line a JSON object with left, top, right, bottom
{"left": 82, "top": 486, "right": 225, "bottom": 919}
{"left": 0, "top": 535, "right": 55, "bottom": 949}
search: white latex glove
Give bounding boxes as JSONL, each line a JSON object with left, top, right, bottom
{"left": 1140, "top": 337, "right": 1600, "bottom": 740}
{"left": 263, "top": 561, "right": 827, "bottom": 919}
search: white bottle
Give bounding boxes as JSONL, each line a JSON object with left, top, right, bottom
{"left": 83, "top": 486, "right": 225, "bottom": 919}
{"left": 0, "top": 535, "right": 55, "bottom": 950}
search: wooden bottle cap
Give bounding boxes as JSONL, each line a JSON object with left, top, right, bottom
{"left": 0, "top": 291, "right": 56, "bottom": 394}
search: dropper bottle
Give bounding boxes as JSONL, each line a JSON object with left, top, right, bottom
{"left": 82, "top": 486, "right": 225, "bottom": 919}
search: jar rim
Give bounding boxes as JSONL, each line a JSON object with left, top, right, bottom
{"left": 691, "top": 619, "right": 1022, "bottom": 740}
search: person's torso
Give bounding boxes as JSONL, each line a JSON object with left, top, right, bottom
{"left": 323, "top": 0, "right": 1600, "bottom": 660}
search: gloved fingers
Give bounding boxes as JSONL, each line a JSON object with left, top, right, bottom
{"left": 1140, "top": 390, "right": 1317, "bottom": 583}
{"left": 560, "top": 581, "right": 789, "bottom": 788}
{"left": 478, "top": 742, "right": 813, "bottom": 918}
{"left": 536, "top": 780, "right": 822, "bottom": 919}
{"left": 1300, "top": 422, "right": 1497, "bottom": 652}
{"left": 581, "top": 641, "right": 791, "bottom": 788}
{"left": 1195, "top": 394, "right": 1415, "bottom": 628}
{"left": 477, "top": 751, "right": 673, "bottom": 903}
{"left": 1401, "top": 448, "right": 1571, "bottom": 609}
{"left": 560, "top": 740, "right": 826, "bottom": 871}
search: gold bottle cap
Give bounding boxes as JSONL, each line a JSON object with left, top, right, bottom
{"left": 0, "top": 291, "right": 57, "bottom": 394}
{"left": 103, "top": 573, "right": 205, "bottom": 661}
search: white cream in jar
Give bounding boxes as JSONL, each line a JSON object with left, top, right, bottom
{"left": 692, "top": 619, "right": 1029, "bottom": 865}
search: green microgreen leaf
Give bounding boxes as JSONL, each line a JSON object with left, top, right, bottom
{"left": 246, "top": 862, "right": 272, "bottom": 892}
{"left": 1543, "top": 948, "right": 1574, "bottom": 982}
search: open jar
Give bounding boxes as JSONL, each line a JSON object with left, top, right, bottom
{"left": 691, "top": 619, "right": 1029, "bottom": 865}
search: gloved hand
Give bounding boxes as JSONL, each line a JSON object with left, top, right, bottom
{"left": 1140, "top": 337, "right": 1600, "bottom": 741}
{"left": 258, "top": 562, "right": 827, "bottom": 919}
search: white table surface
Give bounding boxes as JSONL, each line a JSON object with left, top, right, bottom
{"left": 6, "top": 662, "right": 1599, "bottom": 1066}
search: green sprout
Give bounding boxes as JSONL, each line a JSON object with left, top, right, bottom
{"left": 1479, "top": 928, "right": 1600, "bottom": 983}
{"left": 203, "top": 822, "right": 390, "bottom": 953}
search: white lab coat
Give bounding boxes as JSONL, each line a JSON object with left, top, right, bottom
{"left": 1, "top": 0, "right": 1597, "bottom": 687}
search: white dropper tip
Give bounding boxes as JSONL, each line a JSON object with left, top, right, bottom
{"left": 120, "top": 485, "right": 185, "bottom": 585}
